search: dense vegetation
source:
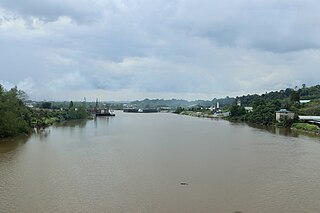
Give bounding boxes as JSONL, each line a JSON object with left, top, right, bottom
{"left": 228, "top": 99, "right": 297, "bottom": 126}
{"left": 30, "top": 105, "right": 89, "bottom": 129}
{"left": 228, "top": 84, "right": 320, "bottom": 126}
{"left": 0, "top": 86, "right": 32, "bottom": 138}
{"left": 0, "top": 85, "right": 91, "bottom": 138}
{"left": 298, "top": 99, "right": 320, "bottom": 116}
{"left": 237, "top": 84, "right": 320, "bottom": 107}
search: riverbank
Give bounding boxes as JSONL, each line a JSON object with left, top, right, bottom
{"left": 291, "top": 123, "right": 320, "bottom": 135}
{"left": 180, "top": 110, "right": 214, "bottom": 118}
{"left": 178, "top": 110, "right": 229, "bottom": 119}
{"left": 0, "top": 85, "right": 95, "bottom": 139}
{"left": 176, "top": 110, "right": 320, "bottom": 138}
{"left": 0, "top": 108, "right": 92, "bottom": 139}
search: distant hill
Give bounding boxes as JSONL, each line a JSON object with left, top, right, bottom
{"left": 130, "top": 97, "right": 235, "bottom": 109}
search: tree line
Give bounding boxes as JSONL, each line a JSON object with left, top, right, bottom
{"left": 0, "top": 85, "right": 32, "bottom": 138}
{"left": 0, "top": 85, "right": 90, "bottom": 138}
{"left": 229, "top": 84, "right": 320, "bottom": 126}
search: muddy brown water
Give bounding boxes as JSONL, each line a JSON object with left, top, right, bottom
{"left": 1, "top": 112, "right": 320, "bottom": 212}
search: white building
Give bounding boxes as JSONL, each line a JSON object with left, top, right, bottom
{"left": 275, "top": 109, "right": 295, "bottom": 122}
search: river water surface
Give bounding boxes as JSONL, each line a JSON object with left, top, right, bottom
{"left": 1, "top": 112, "right": 320, "bottom": 213}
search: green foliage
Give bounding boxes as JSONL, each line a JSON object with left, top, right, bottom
{"left": 246, "top": 100, "right": 280, "bottom": 126}
{"left": 238, "top": 88, "right": 294, "bottom": 107}
{"left": 227, "top": 84, "right": 320, "bottom": 126}
{"left": 30, "top": 109, "right": 62, "bottom": 128}
{"left": 228, "top": 99, "right": 281, "bottom": 126}
{"left": 230, "top": 105, "right": 246, "bottom": 120}
{"left": 174, "top": 107, "right": 185, "bottom": 114}
{"left": 40, "top": 102, "right": 52, "bottom": 109}
{"left": 236, "top": 84, "right": 320, "bottom": 107}
{"left": 281, "top": 100, "right": 292, "bottom": 111}
{"left": 299, "top": 85, "right": 320, "bottom": 99}
{"left": 278, "top": 115, "right": 297, "bottom": 127}
{"left": 0, "top": 86, "right": 32, "bottom": 138}
{"left": 69, "top": 101, "right": 74, "bottom": 109}
{"left": 298, "top": 99, "right": 320, "bottom": 116}
{"left": 290, "top": 91, "right": 300, "bottom": 102}
{"left": 292, "top": 123, "right": 320, "bottom": 133}
{"left": 0, "top": 84, "right": 91, "bottom": 138}
{"left": 66, "top": 106, "right": 89, "bottom": 120}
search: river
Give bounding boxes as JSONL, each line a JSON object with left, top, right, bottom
{"left": 1, "top": 112, "right": 320, "bottom": 213}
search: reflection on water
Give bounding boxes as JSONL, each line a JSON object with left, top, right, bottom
{"left": 55, "top": 119, "right": 88, "bottom": 128}
{"left": 194, "top": 117, "right": 306, "bottom": 138}
{"left": 34, "top": 128, "right": 51, "bottom": 139}
{"left": 1, "top": 112, "right": 320, "bottom": 213}
{"left": 93, "top": 116, "right": 113, "bottom": 128}
{"left": 247, "top": 123, "right": 320, "bottom": 139}
{"left": 247, "top": 123, "right": 299, "bottom": 137}
{"left": 0, "top": 135, "right": 30, "bottom": 154}
{"left": 0, "top": 120, "right": 88, "bottom": 154}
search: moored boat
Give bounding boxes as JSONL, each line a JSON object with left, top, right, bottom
{"left": 96, "top": 109, "right": 115, "bottom": 116}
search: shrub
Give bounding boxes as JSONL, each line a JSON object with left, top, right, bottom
{"left": 292, "top": 123, "right": 320, "bottom": 133}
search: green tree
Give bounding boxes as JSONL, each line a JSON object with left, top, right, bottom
{"left": 76, "top": 106, "right": 88, "bottom": 119}
{"left": 290, "top": 91, "right": 300, "bottom": 103}
{"left": 67, "top": 106, "right": 88, "bottom": 120}
{"left": 69, "top": 101, "right": 74, "bottom": 109}
{"left": 0, "top": 86, "right": 31, "bottom": 138}
{"left": 230, "top": 105, "right": 246, "bottom": 117}
{"left": 174, "top": 107, "right": 185, "bottom": 114}
{"left": 41, "top": 102, "right": 52, "bottom": 109}
{"left": 246, "top": 100, "right": 279, "bottom": 125}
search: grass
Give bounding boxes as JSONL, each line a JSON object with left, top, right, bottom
{"left": 291, "top": 123, "right": 320, "bottom": 134}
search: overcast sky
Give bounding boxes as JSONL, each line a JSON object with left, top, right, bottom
{"left": 0, "top": 0, "right": 319, "bottom": 101}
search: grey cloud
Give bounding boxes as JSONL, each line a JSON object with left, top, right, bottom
{"left": 2, "top": 0, "right": 320, "bottom": 53}
{"left": 0, "top": 0, "right": 320, "bottom": 101}
{"left": 0, "top": 0, "right": 105, "bottom": 23}
{"left": 173, "top": 0, "right": 320, "bottom": 53}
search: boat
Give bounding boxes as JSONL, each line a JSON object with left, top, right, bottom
{"left": 95, "top": 109, "right": 115, "bottom": 117}
{"left": 139, "top": 108, "right": 159, "bottom": 113}
{"left": 94, "top": 98, "right": 115, "bottom": 117}
{"left": 123, "top": 108, "right": 139, "bottom": 113}
{"left": 123, "top": 108, "right": 159, "bottom": 113}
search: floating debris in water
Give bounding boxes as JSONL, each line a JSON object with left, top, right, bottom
{"left": 180, "top": 182, "right": 189, "bottom": 186}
